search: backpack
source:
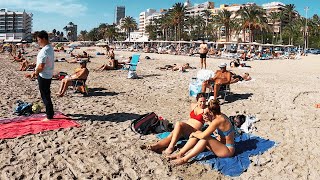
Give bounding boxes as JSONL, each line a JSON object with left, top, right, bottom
{"left": 229, "top": 114, "right": 246, "bottom": 128}
{"left": 13, "top": 100, "right": 33, "bottom": 116}
{"left": 131, "top": 112, "right": 160, "bottom": 135}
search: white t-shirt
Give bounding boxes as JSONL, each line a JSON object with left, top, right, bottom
{"left": 36, "top": 44, "right": 54, "bottom": 79}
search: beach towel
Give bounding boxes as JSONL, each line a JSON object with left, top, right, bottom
{"left": 0, "top": 112, "right": 80, "bottom": 139}
{"left": 157, "top": 132, "right": 275, "bottom": 177}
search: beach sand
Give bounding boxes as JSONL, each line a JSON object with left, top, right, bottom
{"left": 0, "top": 47, "right": 319, "bottom": 179}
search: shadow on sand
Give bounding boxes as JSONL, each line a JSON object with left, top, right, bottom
{"left": 87, "top": 88, "right": 124, "bottom": 97}
{"left": 68, "top": 112, "right": 141, "bottom": 122}
{"left": 224, "top": 93, "right": 253, "bottom": 104}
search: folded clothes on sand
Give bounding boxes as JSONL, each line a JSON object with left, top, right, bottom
{"left": 0, "top": 112, "right": 80, "bottom": 139}
{"left": 157, "top": 132, "right": 275, "bottom": 177}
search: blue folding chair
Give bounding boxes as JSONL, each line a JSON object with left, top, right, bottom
{"left": 122, "top": 54, "right": 140, "bottom": 71}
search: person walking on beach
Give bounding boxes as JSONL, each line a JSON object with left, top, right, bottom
{"left": 199, "top": 40, "right": 208, "bottom": 69}
{"left": 31, "top": 31, "right": 55, "bottom": 121}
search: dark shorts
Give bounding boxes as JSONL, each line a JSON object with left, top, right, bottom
{"left": 200, "top": 53, "right": 207, "bottom": 59}
{"left": 233, "top": 75, "right": 244, "bottom": 81}
{"left": 72, "top": 80, "right": 84, "bottom": 86}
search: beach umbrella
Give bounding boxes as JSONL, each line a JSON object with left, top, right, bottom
{"left": 96, "top": 42, "right": 108, "bottom": 46}
{"left": 68, "top": 42, "right": 82, "bottom": 47}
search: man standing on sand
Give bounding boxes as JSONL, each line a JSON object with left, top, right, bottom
{"left": 31, "top": 31, "right": 55, "bottom": 121}
{"left": 199, "top": 40, "right": 208, "bottom": 69}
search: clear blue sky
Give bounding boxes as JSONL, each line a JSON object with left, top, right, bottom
{"left": 0, "top": 0, "right": 318, "bottom": 34}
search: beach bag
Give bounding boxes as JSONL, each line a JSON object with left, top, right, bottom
{"left": 229, "top": 114, "right": 246, "bottom": 128}
{"left": 131, "top": 112, "right": 160, "bottom": 135}
{"left": 154, "top": 116, "right": 174, "bottom": 133}
{"left": 189, "top": 78, "right": 202, "bottom": 97}
{"left": 13, "top": 100, "right": 33, "bottom": 116}
{"left": 32, "top": 102, "right": 42, "bottom": 114}
{"left": 128, "top": 70, "right": 138, "bottom": 79}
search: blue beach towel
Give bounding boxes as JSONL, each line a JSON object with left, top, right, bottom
{"left": 156, "top": 132, "right": 275, "bottom": 177}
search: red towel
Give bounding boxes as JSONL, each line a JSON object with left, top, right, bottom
{"left": 0, "top": 112, "right": 80, "bottom": 139}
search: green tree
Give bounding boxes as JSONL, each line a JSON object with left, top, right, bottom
{"left": 236, "top": 5, "right": 269, "bottom": 42}
{"left": 121, "top": 16, "right": 137, "bottom": 41}
{"left": 168, "top": 2, "right": 186, "bottom": 40}
{"left": 213, "top": 9, "right": 232, "bottom": 42}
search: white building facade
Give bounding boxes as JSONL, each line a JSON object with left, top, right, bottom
{"left": 0, "top": 9, "right": 32, "bottom": 42}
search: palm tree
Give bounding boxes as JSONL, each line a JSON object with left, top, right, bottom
{"left": 202, "top": 10, "right": 212, "bottom": 38}
{"left": 213, "top": 9, "right": 232, "bottom": 42}
{"left": 79, "top": 30, "right": 88, "bottom": 41}
{"left": 105, "top": 25, "right": 118, "bottom": 42}
{"left": 168, "top": 2, "right": 186, "bottom": 40}
{"left": 269, "top": 12, "right": 279, "bottom": 44}
{"left": 284, "top": 4, "right": 296, "bottom": 22}
{"left": 52, "top": 29, "right": 56, "bottom": 36}
{"left": 236, "top": 5, "right": 269, "bottom": 42}
{"left": 159, "top": 14, "right": 171, "bottom": 40}
{"left": 145, "top": 24, "right": 157, "bottom": 40}
{"left": 121, "top": 16, "right": 137, "bottom": 41}
{"left": 283, "top": 21, "right": 300, "bottom": 45}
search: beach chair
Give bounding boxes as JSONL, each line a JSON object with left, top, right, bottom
{"left": 73, "top": 79, "right": 89, "bottom": 96}
{"left": 122, "top": 54, "right": 140, "bottom": 71}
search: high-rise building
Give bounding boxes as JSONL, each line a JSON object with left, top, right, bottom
{"left": 115, "top": 6, "right": 125, "bottom": 25}
{"left": 0, "top": 9, "right": 32, "bottom": 42}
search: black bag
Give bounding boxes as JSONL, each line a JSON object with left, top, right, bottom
{"left": 131, "top": 112, "right": 160, "bottom": 135}
{"left": 229, "top": 114, "right": 246, "bottom": 128}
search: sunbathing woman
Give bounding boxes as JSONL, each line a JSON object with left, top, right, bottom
{"left": 142, "top": 93, "right": 206, "bottom": 155}
{"left": 19, "top": 60, "right": 36, "bottom": 71}
{"left": 12, "top": 51, "right": 25, "bottom": 62}
{"left": 169, "top": 99, "right": 235, "bottom": 165}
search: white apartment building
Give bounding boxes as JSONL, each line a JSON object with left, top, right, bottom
{"left": 262, "top": 2, "right": 286, "bottom": 33}
{"left": 139, "top": 9, "right": 157, "bottom": 36}
{"left": 0, "top": 9, "right": 32, "bottom": 42}
{"left": 185, "top": 1, "right": 214, "bottom": 18}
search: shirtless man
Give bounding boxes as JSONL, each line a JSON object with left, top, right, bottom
{"left": 199, "top": 40, "right": 208, "bottom": 69}
{"left": 201, "top": 62, "right": 231, "bottom": 100}
{"left": 57, "top": 60, "right": 89, "bottom": 97}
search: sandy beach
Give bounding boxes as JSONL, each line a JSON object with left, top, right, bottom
{"left": 0, "top": 47, "right": 320, "bottom": 179}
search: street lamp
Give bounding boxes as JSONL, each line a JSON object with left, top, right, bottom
{"left": 304, "top": 6, "right": 309, "bottom": 51}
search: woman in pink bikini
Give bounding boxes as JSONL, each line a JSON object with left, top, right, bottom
{"left": 142, "top": 93, "right": 206, "bottom": 155}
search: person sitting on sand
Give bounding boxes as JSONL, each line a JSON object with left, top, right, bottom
{"left": 95, "top": 58, "right": 120, "bottom": 71}
{"left": 230, "top": 72, "right": 252, "bottom": 84}
{"left": 13, "top": 51, "right": 25, "bottom": 62}
{"left": 19, "top": 60, "right": 36, "bottom": 71}
{"left": 57, "top": 60, "right": 89, "bottom": 97}
{"left": 201, "top": 63, "right": 232, "bottom": 100}
{"left": 230, "top": 59, "right": 240, "bottom": 68}
{"left": 141, "top": 93, "right": 206, "bottom": 155}
{"left": 169, "top": 99, "right": 235, "bottom": 165}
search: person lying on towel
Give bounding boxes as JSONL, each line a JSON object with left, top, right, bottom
{"left": 169, "top": 99, "right": 235, "bottom": 165}
{"left": 141, "top": 93, "right": 206, "bottom": 155}
{"left": 230, "top": 72, "right": 252, "bottom": 84}
{"left": 57, "top": 60, "right": 89, "bottom": 97}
